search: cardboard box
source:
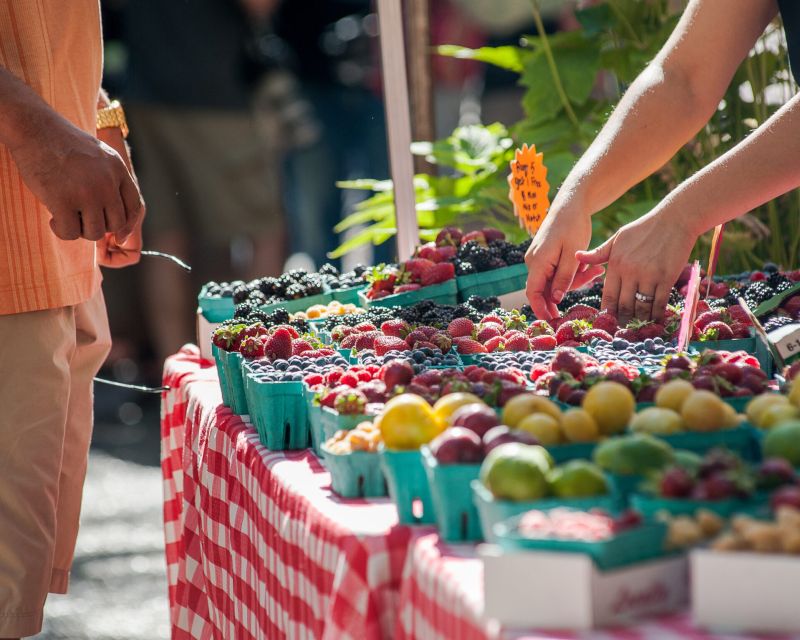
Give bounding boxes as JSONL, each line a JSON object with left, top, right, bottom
{"left": 479, "top": 544, "right": 687, "bottom": 630}
{"left": 197, "top": 309, "right": 220, "bottom": 361}
{"left": 691, "top": 550, "right": 800, "bottom": 634}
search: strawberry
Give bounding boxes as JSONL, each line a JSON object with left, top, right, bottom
{"left": 453, "top": 338, "right": 487, "bottom": 354}
{"left": 695, "top": 300, "right": 711, "bottom": 315}
{"left": 591, "top": 311, "right": 618, "bottom": 335}
{"left": 330, "top": 324, "right": 354, "bottom": 342}
{"left": 381, "top": 319, "right": 411, "bottom": 338}
{"left": 526, "top": 320, "right": 553, "bottom": 337}
{"left": 380, "top": 360, "right": 415, "bottom": 388}
{"left": 637, "top": 322, "right": 665, "bottom": 340}
{"left": 730, "top": 321, "right": 751, "bottom": 339}
{"left": 555, "top": 320, "right": 589, "bottom": 345}
{"left": 709, "top": 281, "right": 730, "bottom": 298}
{"left": 354, "top": 322, "right": 378, "bottom": 333}
{"left": 551, "top": 347, "right": 585, "bottom": 378}
{"left": 241, "top": 324, "right": 268, "bottom": 340}
{"left": 531, "top": 334, "right": 557, "bottom": 350}
{"left": 505, "top": 334, "right": 531, "bottom": 352}
{"left": 482, "top": 228, "right": 506, "bottom": 243}
{"left": 581, "top": 329, "right": 613, "bottom": 344}
{"left": 529, "top": 363, "right": 550, "bottom": 381}
{"left": 413, "top": 370, "right": 443, "bottom": 386}
{"left": 481, "top": 314, "right": 504, "bottom": 326}
{"left": 334, "top": 390, "right": 367, "bottom": 415}
{"left": 292, "top": 339, "right": 313, "bottom": 355}
{"left": 430, "top": 333, "right": 453, "bottom": 353}
{"left": 417, "top": 242, "right": 442, "bottom": 263}
{"left": 504, "top": 312, "right": 528, "bottom": 332}
{"left": 563, "top": 304, "right": 596, "bottom": 322}
{"left": 448, "top": 317, "right": 475, "bottom": 338}
{"left": 694, "top": 310, "right": 726, "bottom": 332}
{"left": 272, "top": 324, "right": 299, "bottom": 339}
{"left": 435, "top": 245, "right": 457, "bottom": 261}
{"left": 405, "top": 329, "right": 429, "bottom": 348}
{"left": 750, "top": 271, "right": 766, "bottom": 282}
{"left": 728, "top": 304, "right": 752, "bottom": 325}
{"left": 461, "top": 230, "right": 487, "bottom": 246}
{"left": 303, "top": 373, "right": 324, "bottom": 387}
{"left": 354, "top": 331, "right": 380, "bottom": 351}
{"left": 266, "top": 328, "right": 293, "bottom": 360}
{"left": 702, "top": 321, "right": 735, "bottom": 341}
{"left": 435, "top": 226, "right": 463, "bottom": 247}
{"left": 239, "top": 335, "right": 266, "bottom": 359}
{"left": 340, "top": 334, "right": 358, "bottom": 349}
{"left": 418, "top": 326, "right": 438, "bottom": 338}
{"left": 783, "top": 295, "right": 800, "bottom": 318}
{"left": 375, "top": 335, "right": 409, "bottom": 356}
{"left": 484, "top": 336, "right": 505, "bottom": 352}
{"left": 319, "top": 389, "right": 339, "bottom": 408}
{"left": 420, "top": 262, "right": 455, "bottom": 286}
{"left": 395, "top": 284, "right": 422, "bottom": 293}
{"left": 503, "top": 329, "right": 526, "bottom": 340}
{"left": 788, "top": 269, "right": 800, "bottom": 282}
{"left": 404, "top": 258, "right": 436, "bottom": 281}
{"left": 614, "top": 327, "right": 639, "bottom": 342}
{"left": 476, "top": 324, "right": 502, "bottom": 343}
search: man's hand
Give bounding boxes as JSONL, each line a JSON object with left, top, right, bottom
{"left": 8, "top": 116, "right": 144, "bottom": 243}
{"left": 94, "top": 124, "right": 146, "bottom": 268}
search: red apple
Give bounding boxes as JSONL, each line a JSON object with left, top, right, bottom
{"left": 429, "top": 427, "right": 484, "bottom": 465}
{"left": 451, "top": 403, "right": 501, "bottom": 437}
{"left": 482, "top": 425, "right": 541, "bottom": 454}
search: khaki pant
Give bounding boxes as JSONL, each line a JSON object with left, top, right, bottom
{"left": 0, "top": 286, "right": 110, "bottom": 637}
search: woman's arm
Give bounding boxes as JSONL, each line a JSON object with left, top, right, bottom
{"left": 578, "top": 89, "right": 800, "bottom": 323}
{"left": 524, "top": 0, "right": 778, "bottom": 319}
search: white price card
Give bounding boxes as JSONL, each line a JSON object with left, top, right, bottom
{"left": 768, "top": 323, "right": 800, "bottom": 360}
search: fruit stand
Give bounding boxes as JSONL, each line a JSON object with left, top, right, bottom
{"left": 161, "top": 229, "right": 800, "bottom": 638}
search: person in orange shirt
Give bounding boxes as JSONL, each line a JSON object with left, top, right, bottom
{"left": 0, "top": 3, "right": 144, "bottom": 637}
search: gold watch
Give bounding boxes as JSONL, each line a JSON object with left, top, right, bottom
{"left": 96, "top": 99, "right": 129, "bottom": 138}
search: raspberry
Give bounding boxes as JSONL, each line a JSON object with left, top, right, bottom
{"left": 303, "top": 373, "right": 324, "bottom": 386}
{"left": 447, "top": 317, "right": 475, "bottom": 338}
{"left": 325, "top": 368, "right": 344, "bottom": 385}
{"left": 334, "top": 390, "right": 367, "bottom": 415}
{"left": 339, "top": 372, "right": 359, "bottom": 387}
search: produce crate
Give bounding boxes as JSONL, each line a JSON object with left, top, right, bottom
{"left": 492, "top": 513, "right": 669, "bottom": 571}
{"left": 244, "top": 376, "right": 309, "bottom": 450}
{"left": 320, "top": 444, "right": 387, "bottom": 498}
{"left": 320, "top": 406, "right": 367, "bottom": 443}
{"left": 212, "top": 345, "right": 231, "bottom": 407}
{"left": 630, "top": 493, "right": 768, "bottom": 519}
{"left": 324, "top": 284, "right": 366, "bottom": 306}
{"left": 546, "top": 442, "right": 597, "bottom": 464}
{"left": 221, "top": 350, "right": 248, "bottom": 416}
{"left": 305, "top": 385, "right": 324, "bottom": 455}
{"left": 472, "top": 480, "right": 618, "bottom": 543}
{"left": 607, "top": 473, "right": 644, "bottom": 503}
{"left": 456, "top": 263, "right": 527, "bottom": 302}
{"left": 659, "top": 425, "right": 759, "bottom": 461}
{"left": 379, "top": 447, "right": 435, "bottom": 524}
{"left": 690, "top": 337, "right": 757, "bottom": 354}
{"left": 198, "top": 285, "right": 235, "bottom": 322}
{"left": 261, "top": 292, "right": 333, "bottom": 315}
{"left": 421, "top": 447, "right": 482, "bottom": 542}
{"left": 358, "top": 279, "right": 458, "bottom": 309}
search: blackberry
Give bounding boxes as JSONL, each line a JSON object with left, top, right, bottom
{"left": 505, "top": 249, "right": 525, "bottom": 265}
{"left": 776, "top": 280, "right": 794, "bottom": 294}
{"left": 258, "top": 277, "right": 279, "bottom": 296}
{"left": 319, "top": 263, "right": 339, "bottom": 276}
{"left": 485, "top": 256, "right": 507, "bottom": 270}
{"left": 724, "top": 290, "right": 741, "bottom": 307}
{"left": 466, "top": 296, "right": 500, "bottom": 313}
{"left": 743, "top": 281, "right": 775, "bottom": 308}
{"left": 763, "top": 314, "right": 794, "bottom": 332}
{"left": 285, "top": 283, "right": 307, "bottom": 299}
{"left": 520, "top": 304, "right": 533, "bottom": 320}
{"left": 516, "top": 238, "right": 532, "bottom": 251}
{"left": 708, "top": 298, "right": 729, "bottom": 311}
{"left": 232, "top": 284, "right": 250, "bottom": 305}
{"left": 456, "top": 261, "right": 476, "bottom": 276}
{"left": 234, "top": 301, "right": 258, "bottom": 319}
{"left": 581, "top": 295, "right": 602, "bottom": 309}
{"left": 668, "top": 288, "right": 683, "bottom": 307}
{"left": 247, "top": 290, "right": 268, "bottom": 305}
{"left": 352, "top": 263, "right": 368, "bottom": 276}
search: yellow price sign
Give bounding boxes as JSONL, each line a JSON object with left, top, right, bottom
{"left": 509, "top": 143, "right": 550, "bottom": 236}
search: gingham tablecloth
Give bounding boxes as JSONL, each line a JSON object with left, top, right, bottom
{"left": 162, "top": 346, "right": 426, "bottom": 639}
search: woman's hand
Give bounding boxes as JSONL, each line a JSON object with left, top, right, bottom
{"left": 576, "top": 210, "right": 697, "bottom": 324}
{"left": 524, "top": 207, "right": 604, "bottom": 320}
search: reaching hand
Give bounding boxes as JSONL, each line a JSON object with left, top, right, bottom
{"left": 576, "top": 211, "right": 696, "bottom": 324}
{"left": 9, "top": 118, "right": 144, "bottom": 243}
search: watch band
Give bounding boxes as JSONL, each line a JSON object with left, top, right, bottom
{"left": 96, "top": 99, "right": 129, "bottom": 138}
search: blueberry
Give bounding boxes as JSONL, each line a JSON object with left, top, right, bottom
{"left": 612, "top": 339, "right": 628, "bottom": 350}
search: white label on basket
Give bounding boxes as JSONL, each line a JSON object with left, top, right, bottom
{"left": 769, "top": 323, "right": 800, "bottom": 360}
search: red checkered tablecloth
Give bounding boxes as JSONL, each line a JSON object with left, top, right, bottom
{"left": 162, "top": 346, "right": 428, "bottom": 639}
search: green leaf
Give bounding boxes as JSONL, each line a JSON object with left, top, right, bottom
{"left": 336, "top": 178, "right": 394, "bottom": 191}
{"left": 436, "top": 45, "right": 526, "bottom": 73}
{"left": 574, "top": 4, "right": 614, "bottom": 36}
{"left": 333, "top": 205, "right": 394, "bottom": 233}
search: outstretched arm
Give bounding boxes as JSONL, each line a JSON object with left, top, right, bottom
{"left": 523, "top": 0, "right": 778, "bottom": 319}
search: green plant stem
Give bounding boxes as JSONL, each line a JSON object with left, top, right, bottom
{"left": 607, "top": 0, "right": 643, "bottom": 47}
{"left": 530, "top": 0, "right": 580, "bottom": 128}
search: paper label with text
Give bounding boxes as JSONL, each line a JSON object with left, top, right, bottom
{"left": 510, "top": 144, "right": 550, "bottom": 236}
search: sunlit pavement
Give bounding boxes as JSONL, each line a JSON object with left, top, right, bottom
{"left": 35, "top": 392, "right": 169, "bottom": 640}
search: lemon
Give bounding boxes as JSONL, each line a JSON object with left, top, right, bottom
{"left": 655, "top": 379, "right": 695, "bottom": 413}
{"left": 378, "top": 394, "right": 443, "bottom": 449}
{"left": 582, "top": 382, "right": 635, "bottom": 435}
{"left": 502, "top": 393, "right": 561, "bottom": 428}
{"left": 681, "top": 390, "right": 726, "bottom": 432}
{"left": 516, "top": 413, "right": 562, "bottom": 445}
{"left": 560, "top": 408, "right": 600, "bottom": 443}
{"left": 432, "top": 392, "right": 483, "bottom": 426}
{"left": 758, "top": 403, "right": 800, "bottom": 429}
{"left": 721, "top": 402, "right": 743, "bottom": 429}
{"left": 745, "top": 393, "right": 790, "bottom": 426}
{"left": 629, "top": 407, "right": 684, "bottom": 435}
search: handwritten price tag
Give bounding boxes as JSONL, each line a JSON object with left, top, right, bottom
{"left": 705, "top": 224, "right": 725, "bottom": 298}
{"left": 771, "top": 323, "right": 800, "bottom": 361}
{"left": 677, "top": 261, "right": 701, "bottom": 352}
{"left": 510, "top": 144, "right": 550, "bottom": 236}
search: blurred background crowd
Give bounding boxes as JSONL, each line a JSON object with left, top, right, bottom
{"left": 97, "top": 0, "right": 574, "bottom": 395}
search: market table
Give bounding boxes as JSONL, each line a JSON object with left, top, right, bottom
{"left": 161, "top": 347, "right": 798, "bottom": 640}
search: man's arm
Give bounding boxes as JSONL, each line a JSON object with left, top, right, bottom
{"left": 523, "top": 0, "right": 778, "bottom": 318}
{"left": 0, "top": 66, "right": 143, "bottom": 242}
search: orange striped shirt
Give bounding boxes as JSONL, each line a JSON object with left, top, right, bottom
{"left": 0, "top": 1, "right": 103, "bottom": 315}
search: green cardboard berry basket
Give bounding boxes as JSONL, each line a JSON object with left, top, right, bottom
{"left": 260, "top": 292, "right": 333, "bottom": 315}
{"left": 492, "top": 512, "right": 668, "bottom": 571}
{"left": 421, "top": 447, "right": 483, "bottom": 542}
{"left": 607, "top": 472, "right": 644, "bottom": 503}
{"left": 305, "top": 387, "right": 325, "bottom": 455}
{"left": 472, "top": 480, "right": 618, "bottom": 543}
{"left": 212, "top": 345, "right": 232, "bottom": 407}
{"left": 358, "top": 279, "right": 458, "bottom": 309}
{"left": 379, "top": 447, "right": 436, "bottom": 525}
{"left": 546, "top": 441, "right": 597, "bottom": 464}
{"left": 198, "top": 285, "right": 235, "bottom": 322}
{"left": 320, "top": 406, "right": 367, "bottom": 443}
{"left": 630, "top": 493, "right": 768, "bottom": 519}
{"left": 456, "top": 263, "right": 528, "bottom": 302}
{"left": 659, "top": 425, "right": 758, "bottom": 461}
{"left": 320, "top": 444, "right": 387, "bottom": 498}
{"left": 690, "top": 336, "right": 757, "bottom": 354}
{"left": 221, "top": 350, "right": 248, "bottom": 416}
{"left": 244, "top": 378, "right": 309, "bottom": 450}
{"left": 324, "top": 284, "right": 367, "bottom": 306}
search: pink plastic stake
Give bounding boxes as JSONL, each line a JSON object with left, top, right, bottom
{"left": 705, "top": 224, "right": 725, "bottom": 298}
{"left": 677, "top": 260, "right": 702, "bottom": 352}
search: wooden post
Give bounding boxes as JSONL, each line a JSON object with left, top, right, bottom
{"left": 404, "top": 0, "right": 435, "bottom": 172}
{"left": 377, "top": 0, "right": 420, "bottom": 261}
